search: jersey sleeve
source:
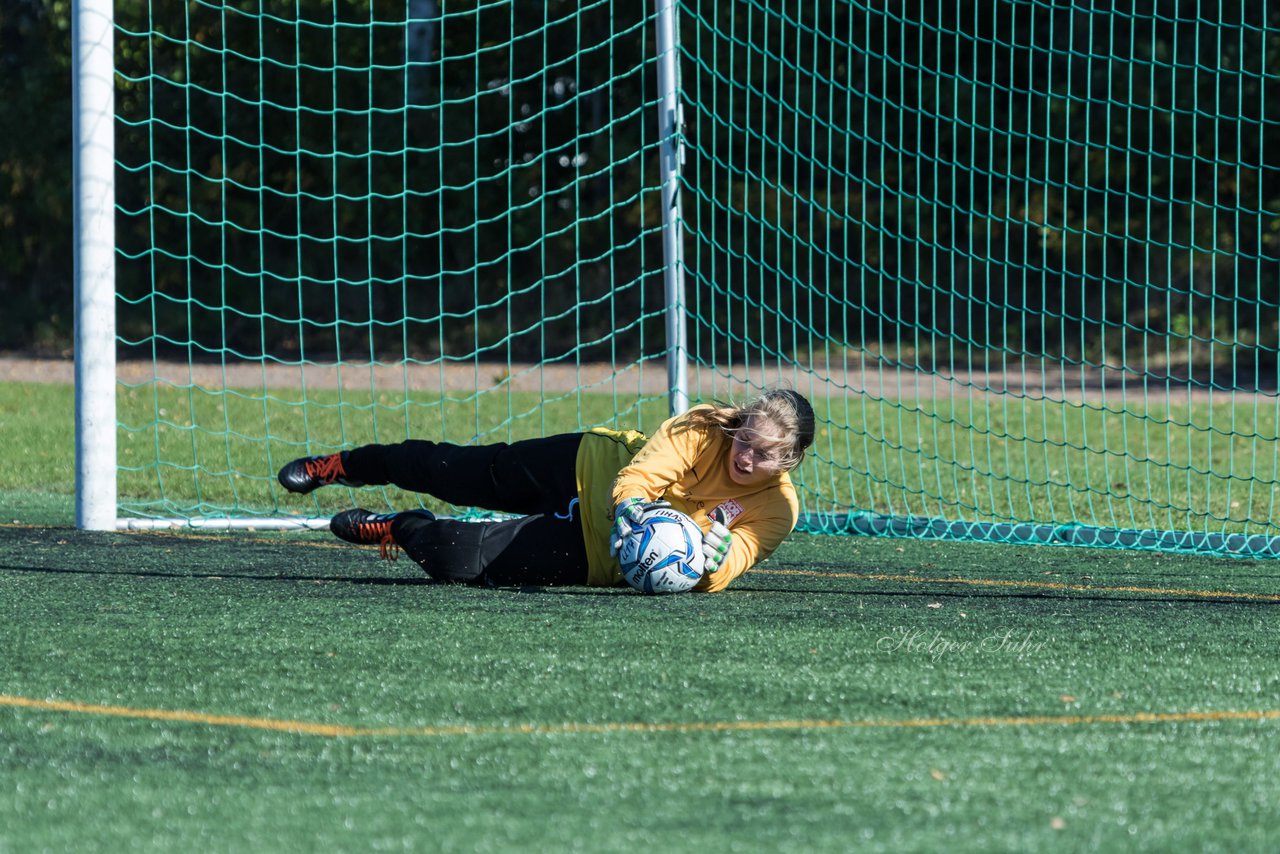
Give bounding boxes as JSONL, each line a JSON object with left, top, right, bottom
{"left": 609, "top": 410, "right": 709, "bottom": 507}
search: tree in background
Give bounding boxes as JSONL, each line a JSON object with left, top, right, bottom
{"left": 4, "top": 1, "right": 1277, "bottom": 377}
{"left": 1, "top": 1, "right": 73, "bottom": 353}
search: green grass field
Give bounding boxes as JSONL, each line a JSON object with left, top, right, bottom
{"left": 3, "top": 380, "right": 1280, "bottom": 850}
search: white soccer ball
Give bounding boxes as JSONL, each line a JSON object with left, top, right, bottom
{"left": 619, "top": 507, "right": 705, "bottom": 594}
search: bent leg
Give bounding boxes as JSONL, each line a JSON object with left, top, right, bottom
{"left": 343, "top": 434, "right": 581, "bottom": 516}
{"left": 391, "top": 510, "right": 588, "bottom": 587}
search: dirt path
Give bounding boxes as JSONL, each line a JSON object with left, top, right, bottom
{"left": 3, "top": 353, "right": 1273, "bottom": 402}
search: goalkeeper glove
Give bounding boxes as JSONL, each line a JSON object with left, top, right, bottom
{"left": 701, "top": 506, "right": 732, "bottom": 574}
{"left": 609, "top": 497, "right": 670, "bottom": 557}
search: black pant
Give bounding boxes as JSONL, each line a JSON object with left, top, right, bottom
{"left": 343, "top": 434, "right": 588, "bottom": 586}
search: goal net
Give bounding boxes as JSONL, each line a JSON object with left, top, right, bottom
{"left": 104, "top": 0, "right": 677, "bottom": 526}
{"left": 677, "top": 1, "right": 1280, "bottom": 554}
{"left": 84, "top": 1, "right": 1280, "bottom": 555}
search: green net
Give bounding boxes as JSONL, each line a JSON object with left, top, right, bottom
{"left": 113, "top": 2, "right": 1280, "bottom": 555}
{"left": 679, "top": 1, "right": 1280, "bottom": 554}
{"left": 113, "top": 1, "right": 673, "bottom": 521}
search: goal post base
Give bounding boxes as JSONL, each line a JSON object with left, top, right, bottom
{"left": 117, "top": 517, "right": 333, "bottom": 532}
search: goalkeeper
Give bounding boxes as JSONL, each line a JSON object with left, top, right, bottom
{"left": 277, "top": 389, "right": 814, "bottom": 592}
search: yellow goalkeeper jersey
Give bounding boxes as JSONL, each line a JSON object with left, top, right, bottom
{"left": 574, "top": 406, "right": 800, "bottom": 592}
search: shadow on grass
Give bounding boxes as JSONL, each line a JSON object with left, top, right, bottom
{"left": 494, "top": 582, "right": 1280, "bottom": 607}
{"left": 6, "top": 525, "right": 1280, "bottom": 606}
{"left": 0, "top": 563, "right": 433, "bottom": 586}
{"left": 5, "top": 561, "right": 1276, "bottom": 606}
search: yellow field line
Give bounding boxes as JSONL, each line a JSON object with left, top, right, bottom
{"left": 754, "top": 568, "right": 1280, "bottom": 603}
{"left": 2, "top": 694, "right": 1277, "bottom": 739}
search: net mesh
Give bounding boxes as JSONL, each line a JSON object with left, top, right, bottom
{"left": 680, "top": 1, "right": 1280, "bottom": 554}
{"left": 114, "top": 1, "right": 672, "bottom": 520}
{"left": 113, "top": 1, "right": 1280, "bottom": 554}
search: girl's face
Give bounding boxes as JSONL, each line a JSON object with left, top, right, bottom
{"left": 727, "top": 414, "right": 790, "bottom": 487}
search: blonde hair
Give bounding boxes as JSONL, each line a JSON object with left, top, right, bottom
{"left": 682, "top": 388, "right": 816, "bottom": 471}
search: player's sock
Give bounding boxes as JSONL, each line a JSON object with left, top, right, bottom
{"left": 278, "top": 452, "right": 366, "bottom": 494}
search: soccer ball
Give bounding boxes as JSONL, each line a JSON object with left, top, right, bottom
{"left": 618, "top": 507, "right": 705, "bottom": 594}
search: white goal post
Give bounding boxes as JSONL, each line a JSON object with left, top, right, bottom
{"left": 73, "top": 0, "right": 117, "bottom": 531}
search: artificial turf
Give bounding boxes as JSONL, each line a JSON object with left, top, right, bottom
{"left": 3, "top": 378, "right": 1279, "bottom": 849}
{"left": 2, "top": 520, "right": 1279, "bottom": 850}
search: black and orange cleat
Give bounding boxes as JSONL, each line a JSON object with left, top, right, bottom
{"left": 330, "top": 508, "right": 434, "bottom": 561}
{"left": 277, "top": 453, "right": 365, "bottom": 494}
{"left": 331, "top": 508, "right": 400, "bottom": 560}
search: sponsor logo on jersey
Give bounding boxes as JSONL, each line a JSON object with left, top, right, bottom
{"left": 712, "top": 499, "right": 745, "bottom": 525}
